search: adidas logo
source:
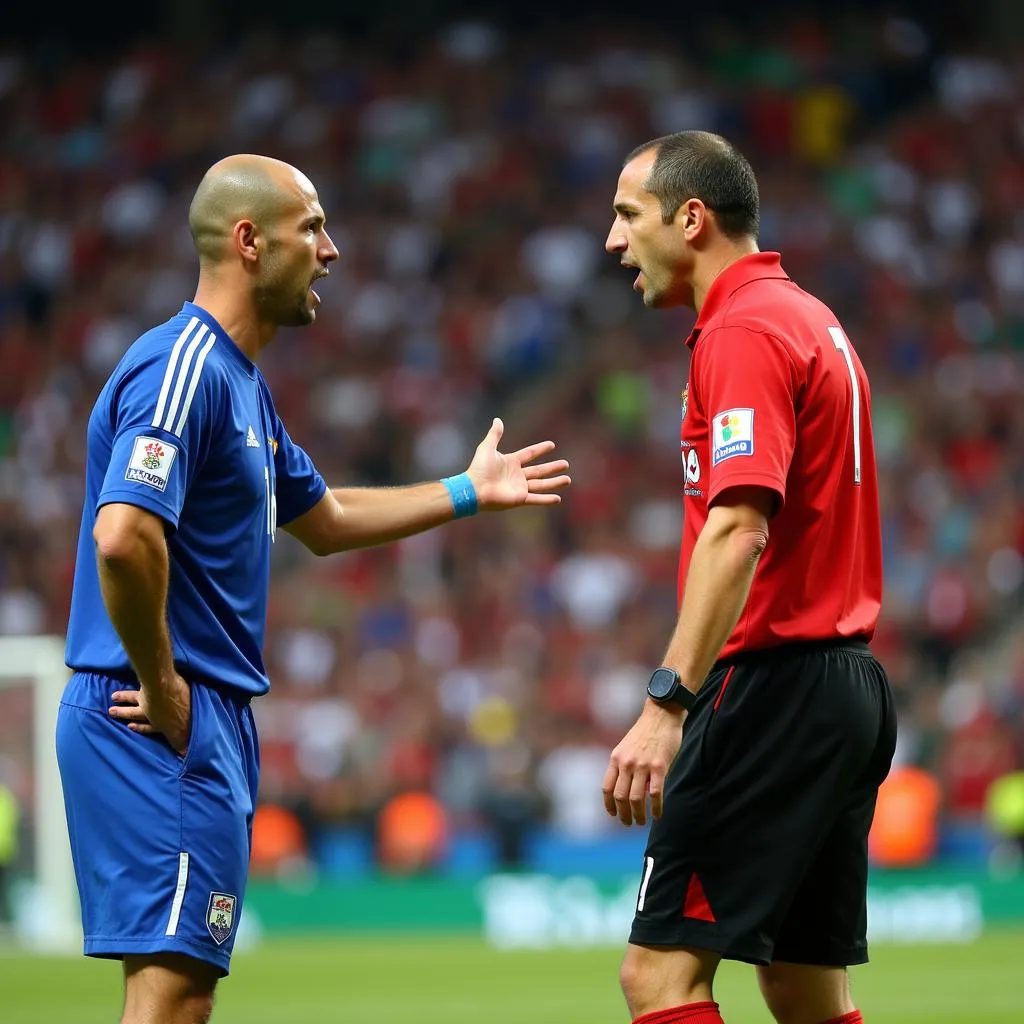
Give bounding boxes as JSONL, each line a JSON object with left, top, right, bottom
{"left": 246, "top": 425, "right": 260, "bottom": 448}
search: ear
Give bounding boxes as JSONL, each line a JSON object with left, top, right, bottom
{"left": 674, "top": 199, "right": 709, "bottom": 242}
{"left": 232, "top": 220, "right": 259, "bottom": 264}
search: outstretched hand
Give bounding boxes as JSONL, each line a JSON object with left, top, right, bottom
{"left": 467, "top": 418, "right": 571, "bottom": 511}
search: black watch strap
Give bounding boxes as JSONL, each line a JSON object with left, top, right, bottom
{"left": 646, "top": 666, "right": 698, "bottom": 711}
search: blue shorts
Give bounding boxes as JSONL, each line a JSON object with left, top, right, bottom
{"left": 56, "top": 671, "right": 259, "bottom": 975}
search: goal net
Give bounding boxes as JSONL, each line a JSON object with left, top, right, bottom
{"left": 0, "top": 635, "right": 80, "bottom": 951}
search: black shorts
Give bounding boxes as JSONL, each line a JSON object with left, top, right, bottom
{"left": 629, "top": 639, "right": 897, "bottom": 967}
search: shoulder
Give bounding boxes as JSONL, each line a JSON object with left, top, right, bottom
{"left": 124, "top": 315, "right": 230, "bottom": 383}
{"left": 693, "top": 322, "right": 798, "bottom": 375}
{"left": 697, "top": 281, "right": 825, "bottom": 369}
{"left": 107, "top": 314, "right": 230, "bottom": 422}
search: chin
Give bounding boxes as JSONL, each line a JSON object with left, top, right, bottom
{"left": 282, "top": 303, "right": 316, "bottom": 328}
{"left": 645, "top": 286, "right": 689, "bottom": 310}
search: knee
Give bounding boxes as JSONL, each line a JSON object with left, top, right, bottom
{"left": 619, "top": 944, "right": 717, "bottom": 1018}
{"left": 619, "top": 946, "right": 647, "bottom": 1008}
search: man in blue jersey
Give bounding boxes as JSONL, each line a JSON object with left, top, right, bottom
{"left": 58, "top": 154, "right": 571, "bottom": 1024}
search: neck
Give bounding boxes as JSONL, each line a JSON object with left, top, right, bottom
{"left": 192, "top": 276, "right": 273, "bottom": 363}
{"left": 692, "top": 239, "right": 760, "bottom": 313}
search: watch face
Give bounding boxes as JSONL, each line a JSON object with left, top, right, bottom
{"left": 648, "top": 668, "right": 678, "bottom": 700}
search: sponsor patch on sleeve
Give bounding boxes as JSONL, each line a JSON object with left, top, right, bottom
{"left": 712, "top": 408, "right": 754, "bottom": 465}
{"left": 125, "top": 436, "right": 178, "bottom": 492}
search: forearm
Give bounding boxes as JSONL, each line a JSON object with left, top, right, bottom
{"left": 95, "top": 527, "right": 176, "bottom": 689}
{"left": 325, "top": 482, "right": 457, "bottom": 551}
{"left": 662, "top": 516, "right": 766, "bottom": 693}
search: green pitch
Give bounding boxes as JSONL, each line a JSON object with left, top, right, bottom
{"left": 2, "top": 931, "right": 1022, "bottom": 1023}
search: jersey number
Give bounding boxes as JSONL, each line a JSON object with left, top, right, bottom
{"left": 828, "top": 327, "right": 862, "bottom": 485}
{"left": 264, "top": 466, "right": 278, "bottom": 539}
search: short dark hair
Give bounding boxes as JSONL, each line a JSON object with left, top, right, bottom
{"left": 626, "top": 131, "right": 759, "bottom": 239}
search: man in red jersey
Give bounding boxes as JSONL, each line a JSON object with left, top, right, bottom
{"left": 601, "top": 131, "right": 897, "bottom": 1024}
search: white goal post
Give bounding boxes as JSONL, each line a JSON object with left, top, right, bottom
{"left": 0, "top": 635, "right": 80, "bottom": 951}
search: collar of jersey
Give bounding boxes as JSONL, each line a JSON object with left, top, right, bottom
{"left": 181, "top": 302, "right": 257, "bottom": 378}
{"left": 684, "top": 251, "right": 789, "bottom": 349}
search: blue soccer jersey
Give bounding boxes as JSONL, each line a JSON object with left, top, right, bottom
{"left": 65, "top": 301, "right": 327, "bottom": 696}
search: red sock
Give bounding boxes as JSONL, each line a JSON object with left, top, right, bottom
{"left": 633, "top": 1002, "right": 724, "bottom": 1024}
{"left": 820, "top": 1013, "right": 862, "bottom": 1024}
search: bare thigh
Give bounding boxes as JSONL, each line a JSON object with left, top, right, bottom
{"left": 620, "top": 943, "right": 722, "bottom": 1019}
{"left": 756, "top": 961, "right": 854, "bottom": 1024}
{"left": 122, "top": 952, "right": 221, "bottom": 1024}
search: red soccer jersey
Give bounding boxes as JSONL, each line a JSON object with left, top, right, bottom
{"left": 679, "top": 251, "right": 882, "bottom": 657}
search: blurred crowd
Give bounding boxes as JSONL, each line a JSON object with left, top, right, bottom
{"left": 1, "top": 11, "right": 1023, "bottom": 872}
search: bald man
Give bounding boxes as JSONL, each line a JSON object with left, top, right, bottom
{"left": 58, "top": 155, "right": 570, "bottom": 1023}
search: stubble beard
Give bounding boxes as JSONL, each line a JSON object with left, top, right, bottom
{"left": 254, "top": 270, "right": 316, "bottom": 328}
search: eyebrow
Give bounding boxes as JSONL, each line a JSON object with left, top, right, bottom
{"left": 613, "top": 201, "right": 640, "bottom": 214}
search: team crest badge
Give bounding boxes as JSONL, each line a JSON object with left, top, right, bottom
{"left": 680, "top": 383, "right": 689, "bottom": 423}
{"left": 206, "top": 892, "right": 236, "bottom": 945}
{"left": 125, "top": 435, "right": 178, "bottom": 492}
{"left": 712, "top": 407, "right": 755, "bottom": 465}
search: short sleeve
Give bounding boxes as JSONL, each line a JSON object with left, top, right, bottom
{"left": 273, "top": 424, "right": 328, "bottom": 526}
{"left": 96, "top": 351, "right": 219, "bottom": 529}
{"left": 696, "top": 326, "right": 797, "bottom": 509}
{"left": 259, "top": 380, "right": 327, "bottom": 526}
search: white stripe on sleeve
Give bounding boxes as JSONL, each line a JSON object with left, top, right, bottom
{"left": 172, "top": 333, "right": 217, "bottom": 437}
{"left": 152, "top": 317, "right": 199, "bottom": 429}
{"left": 160, "top": 324, "right": 209, "bottom": 434}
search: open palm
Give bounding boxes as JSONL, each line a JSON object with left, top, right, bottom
{"left": 467, "top": 418, "right": 571, "bottom": 511}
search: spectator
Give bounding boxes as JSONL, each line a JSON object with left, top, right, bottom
{"left": 0, "top": 13, "right": 1021, "bottom": 870}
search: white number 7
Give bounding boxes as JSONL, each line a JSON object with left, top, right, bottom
{"left": 828, "top": 326, "right": 862, "bottom": 485}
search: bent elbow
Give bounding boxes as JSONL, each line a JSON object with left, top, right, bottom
{"left": 744, "top": 527, "right": 769, "bottom": 566}
{"left": 93, "top": 507, "right": 162, "bottom": 567}
{"left": 93, "top": 522, "right": 138, "bottom": 567}
{"left": 726, "top": 523, "right": 768, "bottom": 569}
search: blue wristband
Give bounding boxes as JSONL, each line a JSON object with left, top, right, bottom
{"left": 441, "top": 472, "right": 479, "bottom": 519}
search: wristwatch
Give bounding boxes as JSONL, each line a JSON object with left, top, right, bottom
{"left": 646, "top": 667, "right": 698, "bottom": 711}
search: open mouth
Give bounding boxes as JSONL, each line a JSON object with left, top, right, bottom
{"left": 310, "top": 270, "right": 329, "bottom": 302}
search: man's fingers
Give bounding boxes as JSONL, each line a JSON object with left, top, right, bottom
{"left": 110, "top": 690, "right": 141, "bottom": 706}
{"left": 649, "top": 792, "right": 664, "bottom": 820}
{"left": 613, "top": 770, "right": 636, "bottom": 827}
{"left": 509, "top": 440, "right": 556, "bottom": 465}
{"left": 127, "top": 723, "right": 159, "bottom": 735}
{"left": 602, "top": 762, "right": 620, "bottom": 817}
{"left": 109, "top": 705, "right": 152, "bottom": 724}
{"left": 629, "top": 768, "right": 650, "bottom": 827}
{"left": 490, "top": 417, "right": 504, "bottom": 443}
{"left": 525, "top": 475, "right": 571, "bottom": 494}
{"left": 649, "top": 766, "right": 666, "bottom": 820}
{"left": 523, "top": 458, "right": 568, "bottom": 480}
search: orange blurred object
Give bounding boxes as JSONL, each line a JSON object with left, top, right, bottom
{"left": 250, "top": 802, "right": 307, "bottom": 875}
{"left": 377, "top": 790, "right": 448, "bottom": 874}
{"left": 868, "top": 765, "right": 942, "bottom": 868}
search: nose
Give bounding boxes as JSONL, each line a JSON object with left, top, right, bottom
{"left": 605, "top": 225, "right": 626, "bottom": 253}
{"left": 321, "top": 230, "right": 340, "bottom": 264}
